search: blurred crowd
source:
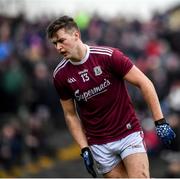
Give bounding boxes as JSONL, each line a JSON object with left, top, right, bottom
{"left": 0, "top": 7, "right": 180, "bottom": 177}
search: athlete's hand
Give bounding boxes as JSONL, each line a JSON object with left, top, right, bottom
{"left": 155, "top": 118, "right": 176, "bottom": 147}
{"left": 81, "top": 147, "right": 97, "bottom": 178}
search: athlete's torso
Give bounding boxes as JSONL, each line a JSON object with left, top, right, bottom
{"left": 53, "top": 45, "right": 141, "bottom": 145}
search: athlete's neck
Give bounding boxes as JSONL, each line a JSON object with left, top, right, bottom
{"left": 70, "top": 43, "right": 87, "bottom": 62}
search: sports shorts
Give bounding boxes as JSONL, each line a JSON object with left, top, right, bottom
{"left": 90, "top": 131, "right": 146, "bottom": 174}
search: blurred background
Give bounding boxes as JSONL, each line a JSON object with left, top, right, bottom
{"left": 0, "top": 0, "right": 180, "bottom": 177}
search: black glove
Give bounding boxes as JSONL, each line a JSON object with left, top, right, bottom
{"left": 81, "top": 147, "right": 97, "bottom": 178}
{"left": 155, "top": 118, "right": 176, "bottom": 147}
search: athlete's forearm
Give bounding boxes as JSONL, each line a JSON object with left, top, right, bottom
{"left": 124, "top": 66, "right": 163, "bottom": 121}
{"left": 65, "top": 113, "right": 88, "bottom": 149}
{"left": 139, "top": 78, "right": 163, "bottom": 121}
{"left": 60, "top": 99, "right": 88, "bottom": 149}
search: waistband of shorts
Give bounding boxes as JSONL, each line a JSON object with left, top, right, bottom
{"left": 88, "top": 128, "right": 142, "bottom": 145}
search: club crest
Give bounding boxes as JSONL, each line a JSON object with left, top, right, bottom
{"left": 93, "top": 66, "right": 102, "bottom": 76}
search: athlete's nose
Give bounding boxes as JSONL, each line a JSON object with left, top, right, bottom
{"left": 56, "top": 42, "right": 62, "bottom": 51}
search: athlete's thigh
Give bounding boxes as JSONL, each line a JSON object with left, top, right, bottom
{"left": 103, "top": 161, "right": 128, "bottom": 178}
{"left": 123, "top": 152, "right": 150, "bottom": 178}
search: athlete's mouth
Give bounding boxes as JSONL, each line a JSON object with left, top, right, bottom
{"left": 61, "top": 51, "right": 67, "bottom": 56}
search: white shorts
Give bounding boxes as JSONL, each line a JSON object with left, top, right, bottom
{"left": 90, "top": 131, "right": 146, "bottom": 174}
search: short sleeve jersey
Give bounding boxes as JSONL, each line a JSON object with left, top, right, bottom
{"left": 53, "top": 45, "right": 141, "bottom": 145}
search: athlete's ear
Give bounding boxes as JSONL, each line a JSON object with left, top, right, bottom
{"left": 74, "top": 30, "right": 81, "bottom": 40}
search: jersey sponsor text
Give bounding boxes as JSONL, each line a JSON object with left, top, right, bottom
{"left": 74, "top": 78, "right": 111, "bottom": 101}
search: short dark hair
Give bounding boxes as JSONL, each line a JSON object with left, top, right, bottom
{"left": 46, "top": 15, "right": 79, "bottom": 38}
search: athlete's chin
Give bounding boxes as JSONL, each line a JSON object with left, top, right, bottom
{"left": 63, "top": 53, "right": 71, "bottom": 59}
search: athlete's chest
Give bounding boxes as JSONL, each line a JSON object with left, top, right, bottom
{"left": 65, "top": 62, "right": 112, "bottom": 102}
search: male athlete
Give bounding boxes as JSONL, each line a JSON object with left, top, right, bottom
{"left": 46, "top": 16, "right": 176, "bottom": 178}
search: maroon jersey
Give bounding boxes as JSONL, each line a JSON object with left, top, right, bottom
{"left": 53, "top": 45, "right": 141, "bottom": 145}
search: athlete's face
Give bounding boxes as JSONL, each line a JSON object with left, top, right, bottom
{"left": 51, "top": 28, "right": 79, "bottom": 59}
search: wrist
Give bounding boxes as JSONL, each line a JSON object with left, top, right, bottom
{"left": 155, "top": 118, "right": 167, "bottom": 126}
{"left": 81, "top": 147, "right": 90, "bottom": 153}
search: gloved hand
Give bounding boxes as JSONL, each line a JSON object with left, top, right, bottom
{"left": 155, "top": 118, "right": 176, "bottom": 147}
{"left": 81, "top": 147, "right": 97, "bottom": 178}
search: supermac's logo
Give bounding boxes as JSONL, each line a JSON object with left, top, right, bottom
{"left": 74, "top": 79, "right": 111, "bottom": 101}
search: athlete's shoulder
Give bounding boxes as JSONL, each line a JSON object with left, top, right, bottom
{"left": 53, "top": 58, "right": 70, "bottom": 78}
{"left": 89, "top": 45, "right": 114, "bottom": 57}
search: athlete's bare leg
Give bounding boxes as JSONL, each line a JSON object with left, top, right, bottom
{"left": 103, "top": 161, "right": 128, "bottom": 178}
{"left": 103, "top": 152, "right": 149, "bottom": 178}
{"left": 123, "top": 152, "right": 150, "bottom": 178}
